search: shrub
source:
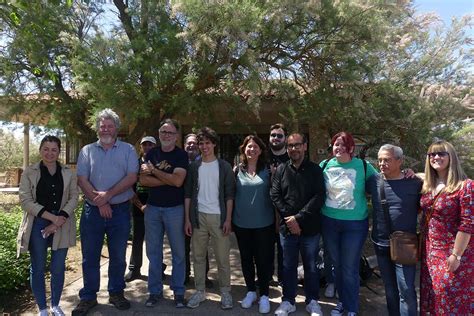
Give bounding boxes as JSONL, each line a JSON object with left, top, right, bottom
{"left": 0, "top": 206, "right": 30, "bottom": 293}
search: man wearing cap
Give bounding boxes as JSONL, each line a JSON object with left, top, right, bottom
{"left": 124, "top": 136, "right": 157, "bottom": 282}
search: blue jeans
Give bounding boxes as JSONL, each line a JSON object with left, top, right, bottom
{"left": 280, "top": 233, "right": 320, "bottom": 304}
{"left": 322, "top": 215, "right": 368, "bottom": 313}
{"left": 29, "top": 216, "right": 68, "bottom": 310}
{"left": 374, "top": 244, "right": 417, "bottom": 316}
{"left": 145, "top": 204, "right": 185, "bottom": 296}
{"left": 321, "top": 237, "right": 335, "bottom": 283}
{"left": 79, "top": 201, "right": 131, "bottom": 300}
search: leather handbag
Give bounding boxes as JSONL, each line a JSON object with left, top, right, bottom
{"left": 380, "top": 178, "right": 419, "bottom": 265}
{"left": 389, "top": 231, "right": 419, "bottom": 265}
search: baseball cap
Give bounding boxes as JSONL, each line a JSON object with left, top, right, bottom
{"left": 140, "top": 136, "right": 157, "bottom": 144}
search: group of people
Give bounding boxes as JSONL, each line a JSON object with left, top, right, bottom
{"left": 16, "top": 107, "right": 472, "bottom": 316}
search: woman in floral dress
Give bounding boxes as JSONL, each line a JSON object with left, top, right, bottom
{"left": 420, "top": 140, "right": 473, "bottom": 315}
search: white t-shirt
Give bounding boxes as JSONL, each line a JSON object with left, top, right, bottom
{"left": 197, "top": 160, "right": 220, "bottom": 214}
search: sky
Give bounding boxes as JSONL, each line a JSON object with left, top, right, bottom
{"left": 2, "top": 0, "right": 473, "bottom": 140}
{"left": 415, "top": 0, "right": 473, "bottom": 24}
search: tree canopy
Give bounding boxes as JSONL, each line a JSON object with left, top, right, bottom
{"left": 0, "top": 0, "right": 472, "bottom": 171}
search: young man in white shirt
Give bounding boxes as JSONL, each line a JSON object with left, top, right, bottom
{"left": 184, "top": 127, "right": 236, "bottom": 310}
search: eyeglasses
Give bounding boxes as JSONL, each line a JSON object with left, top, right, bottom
{"left": 159, "top": 130, "right": 176, "bottom": 136}
{"left": 378, "top": 158, "right": 395, "bottom": 165}
{"left": 270, "top": 133, "right": 284, "bottom": 139}
{"left": 427, "top": 151, "right": 449, "bottom": 158}
{"left": 288, "top": 142, "right": 303, "bottom": 150}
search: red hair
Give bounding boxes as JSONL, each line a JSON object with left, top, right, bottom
{"left": 331, "top": 131, "right": 355, "bottom": 157}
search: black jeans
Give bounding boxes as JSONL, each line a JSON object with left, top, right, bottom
{"left": 234, "top": 223, "right": 275, "bottom": 296}
{"left": 128, "top": 193, "right": 146, "bottom": 272}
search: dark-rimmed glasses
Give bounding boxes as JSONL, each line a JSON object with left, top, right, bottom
{"left": 159, "top": 130, "right": 177, "bottom": 136}
{"left": 288, "top": 143, "right": 303, "bottom": 150}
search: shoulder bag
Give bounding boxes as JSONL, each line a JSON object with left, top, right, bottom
{"left": 380, "top": 178, "right": 419, "bottom": 265}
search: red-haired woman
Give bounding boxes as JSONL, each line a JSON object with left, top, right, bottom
{"left": 233, "top": 135, "right": 275, "bottom": 314}
{"left": 320, "top": 132, "right": 379, "bottom": 316}
{"left": 420, "top": 140, "right": 472, "bottom": 315}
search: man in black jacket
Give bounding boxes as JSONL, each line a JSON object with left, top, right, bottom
{"left": 270, "top": 132, "right": 326, "bottom": 316}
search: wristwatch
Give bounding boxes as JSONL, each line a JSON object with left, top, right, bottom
{"left": 451, "top": 253, "right": 462, "bottom": 261}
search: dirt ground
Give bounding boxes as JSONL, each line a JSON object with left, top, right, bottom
{"left": 1, "top": 192, "right": 396, "bottom": 315}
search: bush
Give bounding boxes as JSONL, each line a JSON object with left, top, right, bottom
{"left": 0, "top": 206, "right": 30, "bottom": 293}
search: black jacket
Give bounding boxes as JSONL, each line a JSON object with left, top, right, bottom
{"left": 270, "top": 158, "right": 325, "bottom": 236}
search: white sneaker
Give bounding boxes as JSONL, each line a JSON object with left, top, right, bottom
{"left": 51, "top": 306, "right": 65, "bottom": 316}
{"left": 259, "top": 295, "right": 270, "bottom": 314}
{"left": 38, "top": 309, "right": 48, "bottom": 316}
{"left": 241, "top": 291, "right": 257, "bottom": 308}
{"left": 274, "top": 301, "right": 296, "bottom": 315}
{"left": 306, "top": 300, "right": 323, "bottom": 316}
{"left": 324, "top": 282, "right": 335, "bottom": 298}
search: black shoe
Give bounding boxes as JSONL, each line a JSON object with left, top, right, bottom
{"left": 124, "top": 270, "right": 142, "bottom": 282}
{"left": 109, "top": 293, "right": 130, "bottom": 310}
{"left": 72, "top": 299, "right": 98, "bottom": 316}
{"left": 162, "top": 263, "right": 167, "bottom": 280}
{"left": 145, "top": 293, "right": 163, "bottom": 308}
{"left": 205, "top": 278, "right": 214, "bottom": 289}
{"left": 175, "top": 294, "right": 185, "bottom": 308}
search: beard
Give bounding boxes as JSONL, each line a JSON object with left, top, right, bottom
{"left": 270, "top": 141, "right": 285, "bottom": 151}
{"left": 99, "top": 135, "right": 115, "bottom": 145}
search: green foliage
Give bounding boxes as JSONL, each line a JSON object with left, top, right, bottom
{"left": 0, "top": 0, "right": 472, "bottom": 155}
{"left": 448, "top": 122, "right": 474, "bottom": 178}
{"left": 0, "top": 129, "right": 40, "bottom": 170}
{"left": 0, "top": 206, "right": 30, "bottom": 293}
{"left": 0, "top": 202, "right": 83, "bottom": 296}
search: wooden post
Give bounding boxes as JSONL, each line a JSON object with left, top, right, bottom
{"left": 23, "top": 122, "right": 29, "bottom": 170}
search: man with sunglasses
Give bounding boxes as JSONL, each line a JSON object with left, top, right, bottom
{"left": 268, "top": 123, "right": 289, "bottom": 287}
{"left": 140, "top": 119, "right": 188, "bottom": 308}
{"left": 269, "top": 123, "right": 289, "bottom": 173}
{"left": 270, "top": 133, "right": 326, "bottom": 316}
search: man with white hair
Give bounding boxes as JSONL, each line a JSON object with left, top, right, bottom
{"left": 73, "top": 108, "right": 139, "bottom": 315}
{"left": 371, "top": 144, "right": 421, "bottom": 316}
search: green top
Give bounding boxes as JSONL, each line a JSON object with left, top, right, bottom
{"left": 320, "top": 157, "right": 377, "bottom": 220}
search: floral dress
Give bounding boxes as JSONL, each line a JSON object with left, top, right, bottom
{"left": 420, "top": 179, "right": 473, "bottom": 315}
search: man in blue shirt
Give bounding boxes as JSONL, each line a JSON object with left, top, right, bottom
{"left": 371, "top": 144, "right": 421, "bottom": 316}
{"left": 140, "top": 119, "right": 188, "bottom": 308}
{"left": 73, "top": 108, "right": 139, "bottom": 315}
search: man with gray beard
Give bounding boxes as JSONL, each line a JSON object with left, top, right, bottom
{"left": 73, "top": 108, "right": 139, "bottom": 315}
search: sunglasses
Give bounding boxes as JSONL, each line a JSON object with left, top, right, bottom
{"left": 427, "top": 151, "right": 449, "bottom": 158}
{"left": 270, "top": 133, "right": 284, "bottom": 139}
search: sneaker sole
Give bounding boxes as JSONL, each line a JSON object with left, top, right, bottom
{"left": 187, "top": 299, "right": 206, "bottom": 309}
{"left": 241, "top": 301, "right": 256, "bottom": 309}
